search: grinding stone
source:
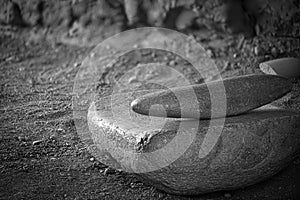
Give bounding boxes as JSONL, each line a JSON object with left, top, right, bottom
{"left": 88, "top": 93, "right": 300, "bottom": 195}
{"left": 74, "top": 28, "right": 300, "bottom": 195}
{"left": 259, "top": 58, "right": 300, "bottom": 78}
{"left": 131, "top": 74, "right": 292, "bottom": 119}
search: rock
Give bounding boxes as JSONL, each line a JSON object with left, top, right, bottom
{"left": 67, "top": 21, "right": 83, "bottom": 38}
{"left": 255, "top": 24, "right": 261, "bottom": 35}
{"left": 57, "top": 127, "right": 64, "bottom": 132}
{"left": 88, "top": 95, "right": 300, "bottom": 195}
{"left": 49, "top": 135, "right": 56, "bottom": 140}
{"left": 74, "top": 62, "right": 81, "bottom": 67}
{"left": 168, "top": 60, "right": 176, "bottom": 66}
{"left": 254, "top": 46, "right": 263, "bottom": 56}
{"left": 259, "top": 58, "right": 300, "bottom": 78}
{"left": 206, "top": 49, "right": 214, "bottom": 58}
{"left": 74, "top": 28, "right": 300, "bottom": 195}
{"left": 32, "top": 140, "right": 43, "bottom": 145}
{"left": 103, "top": 168, "right": 115, "bottom": 175}
{"left": 271, "top": 47, "right": 278, "bottom": 57}
{"left": 175, "top": 9, "right": 198, "bottom": 30}
{"left": 124, "top": 0, "right": 140, "bottom": 25}
{"left": 131, "top": 75, "right": 292, "bottom": 119}
{"left": 151, "top": 52, "right": 156, "bottom": 58}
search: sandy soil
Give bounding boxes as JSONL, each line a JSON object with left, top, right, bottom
{"left": 1, "top": 29, "right": 300, "bottom": 200}
{"left": 0, "top": 1, "right": 300, "bottom": 199}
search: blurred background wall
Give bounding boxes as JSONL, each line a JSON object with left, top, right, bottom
{"left": 0, "top": 0, "right": 299, "bottom": 46}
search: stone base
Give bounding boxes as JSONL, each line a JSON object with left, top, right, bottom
{"left": 88, "top": 94, "right": 300, "bottom": 195}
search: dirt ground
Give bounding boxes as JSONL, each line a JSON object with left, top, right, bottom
{"left": 1, "top": 1, "right": 300, "bottom": 200}
{"left": 0, "top": 31, "right": 299, "bottom": 200}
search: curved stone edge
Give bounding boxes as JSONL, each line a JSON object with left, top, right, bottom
{"left": 136, "top": 114, "right": 300, "bottom": 194}
{"left": 88, "top": 101, "right": 300, "bottom": 194}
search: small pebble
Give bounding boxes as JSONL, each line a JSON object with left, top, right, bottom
{"left": 128, "top": 76, "right": 138, "bottom": 83}
{"left": 103, "top": 167, "right": 115, "bottom": 175}
{"left": 233, "top": 53, "right": 238, "bottom": 58}
{"left": 57, "top": 127, "right": 63, "bottom": 132}
{"left": 254, "top": 46, "right": 261, "bottom": 56}
{"left": 74, "top": 62, "right": 81, "bottom": 67}
{"left": 175, "top": 9, "right": 197, "bottom": 30}
{"left": 210, "top": 34, "right": 218, "bottom": 40}
{"left": 130, "top": 182, "right": 136, "bottom": 188}
{"left": 271, "top": 47, "right": 278, "bottom": 57}
{"left": 5, "top": 56, "right": 16, "bottom": 62}
{"left": 206, "top": 49, "right": 214, "bottom": 58}
{"left": 168, "top": 60, "right": 176, "bottom": 66}
{"left": 90, "top": 157, "right": 95, "bottom": 162}
{"left": 237, "top": 36, "right": 245, "bottom": 49}
{"left": 27, "top": 78, "right": 34, "bottom": 86}
{"left": 103, "top": 168, "right": 109, "bottom": 175}
{"left": 32, "top": 140, "right": 43, "bottom": 145}
{"left": 49, "top": 135, "right": 56, "bottom": 140}
{"left": 151, "top": 52, "right": 156, "bottom": 58}
{"left": 255, "top": 24, "right": 261, "bottom": 35}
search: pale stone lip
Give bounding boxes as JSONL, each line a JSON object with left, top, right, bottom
{"left": 259, "top": 57, "right": 300, "bottom": 78}
{"left": 130, "top": 99, "right": 139, "bottom": 113}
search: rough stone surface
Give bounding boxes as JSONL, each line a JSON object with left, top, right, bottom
{"left": 70, "top": 28, "right": 300, "bottom": 196}
{"left": 89, "top": 94, "right": 300, "bottom": 195}
{"left": 131, "top": 74, "right": 292, "bottom": 119}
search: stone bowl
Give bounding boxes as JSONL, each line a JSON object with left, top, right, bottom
{"left": 72, "top": 28, "right": 300, "bottom": 195}
{"left": 87, "top": 93, "right": 300, "bottom": 195}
